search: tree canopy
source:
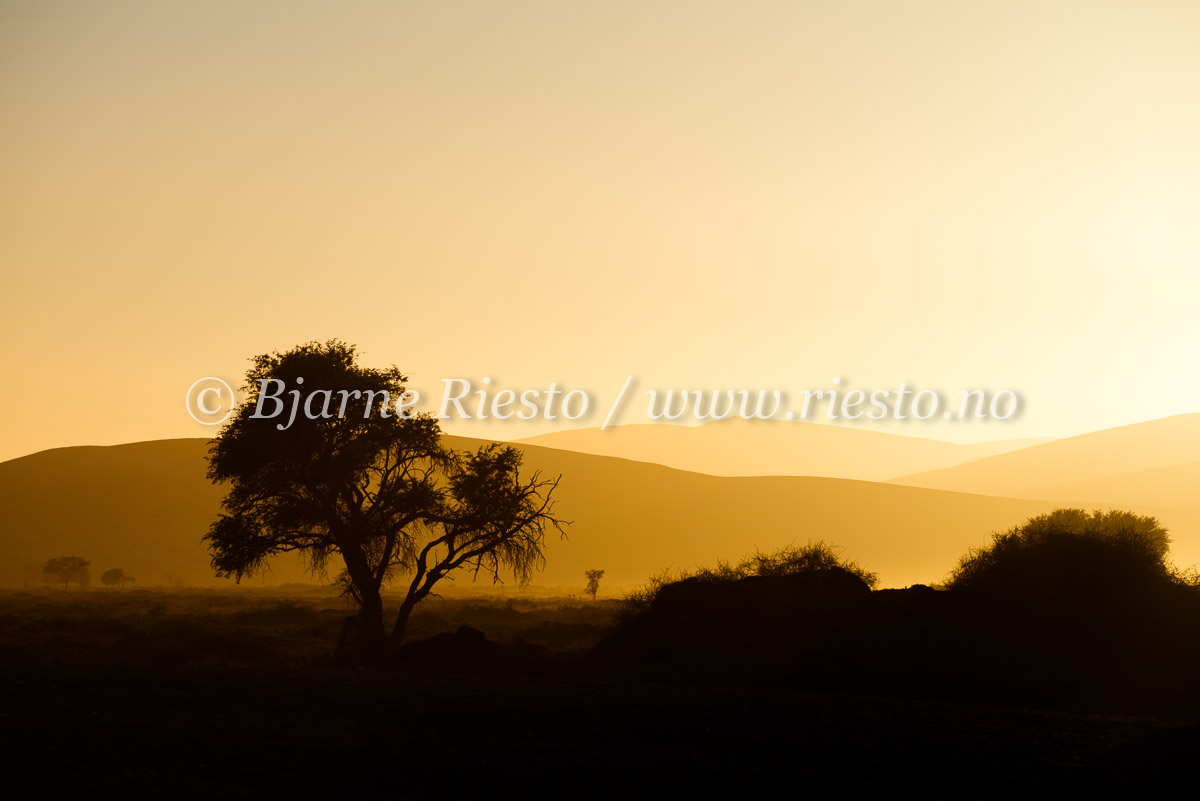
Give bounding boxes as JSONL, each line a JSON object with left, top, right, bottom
{"left": 204, "top": 340, "right": 567, "bottom": 663}
{"left": 43, "top": 556, "right": 90, "bottom": 588}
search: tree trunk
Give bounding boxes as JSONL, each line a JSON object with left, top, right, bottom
{"left": 359, "top": 588, "right": 386, "bottom": 658}
{"left": 333, "top": 546, "right": 388, "bottom": 666}
{"left": 334, "top": 587, "right": 386, "bottom": 666}
{"left": 388, "top": 594, "right": 421, "bottom": 651}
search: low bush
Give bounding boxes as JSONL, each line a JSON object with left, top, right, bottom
{"left": 946, "top": 508, "right": 1185, "bottom": 597}
{"left": 619, "top": 541, "right": 876, "bottom": 622}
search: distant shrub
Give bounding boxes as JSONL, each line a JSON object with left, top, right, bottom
{"left": 619, "top": 542, "right": 876, "bottom": 622}
{"left": 733, "top": 543, "right": 878, "bottom": 587}
{"left": 100, "top": 568, "right": 135, "bottom": 588}
{"left": 947, "top": 508, "right": 1183, "bottom": 595}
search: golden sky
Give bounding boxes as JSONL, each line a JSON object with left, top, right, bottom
{"left": 2, "top": 1, "right": 1198, "bottom": 461}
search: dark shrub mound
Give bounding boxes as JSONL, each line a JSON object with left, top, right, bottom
{"left": 591, "top": 517, "right": 1200, "bottom": 715}
{"left": 943, "top": 509, "right": 1200, "bottom": 712}
{"left": 593, "top": 543, "right": 876, "bottom": 678}
{"left": 946, "top": 508, "right": 1199, "bottom": 632}
{"left": 648, "top": 568, "right": 870, "bottom": 626}
{"left": 948, "top": 509, "right": 1178, "bottom": 597}
{"left": 386, "top": 625, "right": 554, "bottom": 674}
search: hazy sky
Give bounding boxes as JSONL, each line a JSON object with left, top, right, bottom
{"left": 2, "top": 1, "right": 1198, "bottom": 461}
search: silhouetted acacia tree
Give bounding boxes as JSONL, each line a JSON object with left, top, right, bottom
{"left": 43, "top": 556, "right": 90, "bottom": 588}
{"left": 585, "top": 569, "right": 605, "bottom": 600}
{"left": 204, "top": 340, "right": 567, "bottom": 664}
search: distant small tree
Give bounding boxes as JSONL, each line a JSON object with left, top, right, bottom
{"left": 584, "top": 569, "right": 605, "bottom": 600}
{"left": 100, "top": 568, "right": 135, "bottom": 588}
{"left": 43, "top": 556, "right": 91, "bottom": 588}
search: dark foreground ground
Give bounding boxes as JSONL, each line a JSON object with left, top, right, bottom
{"left": 1, "top": 589, "right": 1197, "bottom": 798}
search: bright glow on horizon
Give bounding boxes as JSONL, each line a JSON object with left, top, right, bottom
{"left": 2, "top": 1, "right": 1198, "bottom": 461}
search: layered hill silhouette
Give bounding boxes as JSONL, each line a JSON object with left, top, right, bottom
{"left": 4, "top": 435, "right": 1199, "bottom": 591}
{"left": 514, "top": 419, "right": 1046, "bottom": 480}
{"left": 1016, "top": 461, "right": 1200, "bottom": 512}
{"left": 890, "top": 414, "right": 1200, "bottom": 510}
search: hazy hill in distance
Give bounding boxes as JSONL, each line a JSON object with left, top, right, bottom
{"left": 890, "top": 414, "right": 1200, "bottom": 508}
{"left": 1015, "top": 461, "right": 1200, "bottom": 512}
{"left": 514, "top": 419, "right": 1046, "bottom": 481}
{"left": 4, "top": 436, "right": 1199, "bottom": 591}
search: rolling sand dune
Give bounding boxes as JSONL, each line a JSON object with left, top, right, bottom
{"left": 514, "top": 419, "right": 1047, "bottom": 480}
{"left": 1015, "top": 460, "right": 1200, "bottom": 512}
{"left": 3, "top": 436, "right": 1198, "bottom": 592}
{"left": 890, "top": 414, "right": 1200, "bottom": 501}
